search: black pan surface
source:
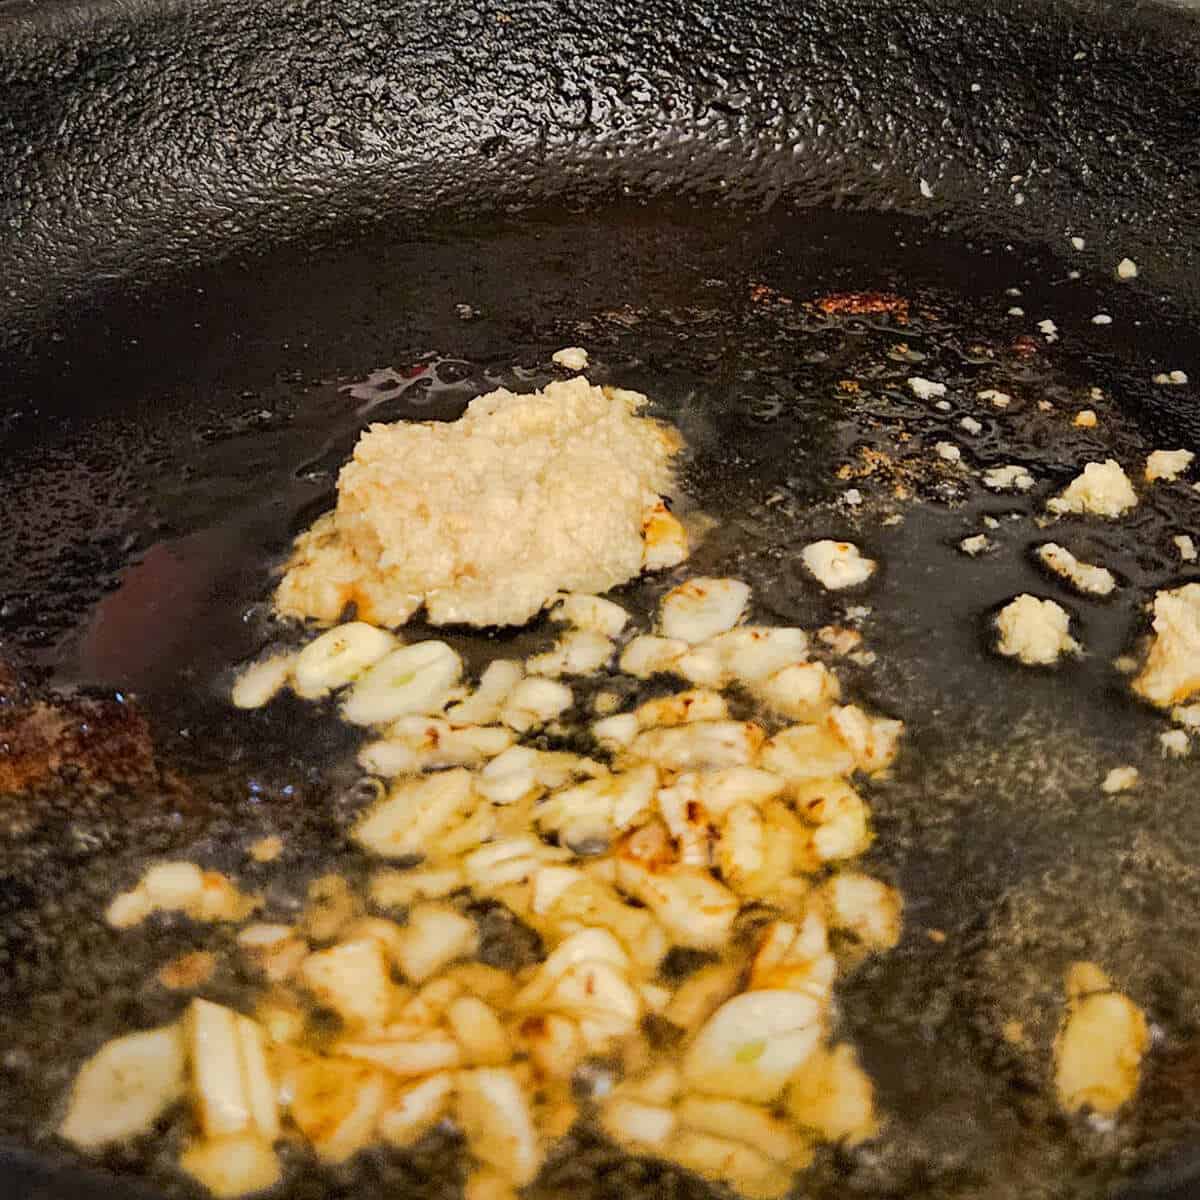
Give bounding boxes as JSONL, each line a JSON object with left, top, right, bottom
{"left": 3, "top": 1, "right": 1200, "bottom": 1198}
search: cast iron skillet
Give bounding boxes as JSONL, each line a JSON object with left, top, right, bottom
{"left": 3, "top": 0, "right": 1200, "bottom": 1198}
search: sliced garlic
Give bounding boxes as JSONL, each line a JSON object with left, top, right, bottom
{"left": 660, "top": 577, "right": 752, "bottom": 644}
{"left": 337, "top": 1033, "right": 462, "bottom": 1077}
{"left": 446, "top": 659, "right": 524, "bottom": 725}
{"left": 360, "top": 717, "right": 514, "bottom": 776}
{"left": 827, "top": 705, "right": 904, "bottom": 774}
{"left": 746, "top": 926, "right": 831, "bottom": 1019}
{"left": 785, "top": 1043, "right": 878, "bottom": 1145}
{"left": 537, "top": 777, "right": 617, "bottom": 849}
{"left": 476, "top": 745, "right": 542, "bottom": 805}
{"left": 59, "top": 1025, "right": 186, "bottom": 1150}
{"left": 353, "top": 768, "right": 475, "bottom": 859}
{"left": 619, "top": 634, "right": 688, "bottom": 678}
{"left": 552, "top": 593, "right": 629, "bottom": 637}
{"left": 631, "top": 720, "right": 765, "bottom": 770}
{"left": 463, "top": 836, "right": 569, "bottom": 891}
{"left": 665, "top": 963, "right": 743, "bottom": 1032}
{"left": 761, "top": 725, "right": 855, "bottom": 781}
{"left": 601, "top": 1096, "right": 677, "bottom": 1149}
{"left": 658, "top": 777, "right": 715, "bottom": 866}
{"left": 635, "top": 688, "right": 728, "bottom": 728}
{"left": 287, "top": 1055, "right": 391, "bottom": 1163}
{"left": 821, "top": 873, "right": 902, "bottom": 950}
{"left": 370, "top": 865, "right": 465, "bottom": 908}
{"left": 299, "top": 938, "right": 395, "bottom": 1027}
{"left": 527, "top": 630, "right": 614, "bottom": 677}
{"left": 683, "top": 989, "right": 824, "bottom": 1103}
{"left": 665, "top": 1130, "right": 794, "bottom": 1200}
{"left": 686, "top": 767, "right": 785, "bottom": 817}
{"left": 708, "top": 625, "right": 810, "bottom": 683}
{"left": 186, "top": 1001, "right": 252, "bottom": 1139}
{"left": 675, "top": 642, "right": 727, "bottom": 686}
{"left": 292, "top": 622, "right": 399, "bottom": 699}
{"left": 457, "top": 1068, "right": 543, "bottom": 1186}
{"left": 592, "top": 712, "right": 639, "bottom": 750}
{"left": 794, "top": 778, "right": 871, "bottom": 863}
{"left": 616, "top": 859, "right": 739, "bottom": 948}
{"left": 678, "top": 1094, "right": 812, "bottom": 1167}
{"left": 230, "top": 653, "right": 295, "bottom": 709}
{"left": 179, "top": 1133, "right": 281, "bottom": 1199}
{"left": 756, "top": 662, "right": 840, "bottom": 721}
{"left": 394, "top": 903, "right": 478, "bottom": 982}
{"left": 500, "top": 677, "right": 573, "bottom": 732}
{"left": 379, "top": 1073, "right": 456, "bottom": 1147}
{"left": 447, "top": 996, "right": 512, "bottom": 1066}
{"left": 342, "top": 641, "right": 463, "bottom": 725}
{"left": 714, "top": 802, "right": 766, "bottom": 888}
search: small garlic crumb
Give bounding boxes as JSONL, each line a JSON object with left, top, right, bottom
{"left": 935, "top": 442, "right": 962, "bottom": 463}
{"left": 1115, "top": 258, "right": 1138, "bottom": 281}
{"left": 928, "top": 928, "right": 947, "bottom": 944}
{"left": 1046, "top": 460, "right": 1137, "bottom": 518}
{"left": 1090, "top": 387, "right": 1104, "bottom": 401}
{"left": 978, "top": 389, "right": 1011, "bottom": 408}
{"left": 1152, "top": 371, "right": 1189, "bottom": 386}
{"left": 1070, "top": 236, "right": 1085, "bottom": 251}
{"left": 1037, "top": 543, "right": 1116, "bottom": 597}
{"left": 843, "top": 488, "right": 863, "bottom": 506}
{"left": 1008, "top": 306, "right": 1025, "bottom": 317}
{"left": 1037, "top": 319, "right": 1059, "bottom": 343}
{"left": 982, "top": 464, "right": 1035, "bottom": 492}
{"left": 1038, "top": 400, "right": 1054, "bottom": 412}
{"left": 1174, "top": 535, "right": 1197, "bottom": 563}
{"left": 592, "top": 691, "right": 622, "bottom": 716}
{"left": 1073, "top": 410, "right": 1098, "bottom": 428}
{"left": 552, "top": 346, "right": 589, "bottom": 371}
{"left": 982, "top": 516, "right": 1000, "bottom": 530}
{"left": 995, "top": 595, "right": 1079, "bottom": 665}
{"left": 1091, "top": 314, "right": 1112, "bottom": 326}
{"left": 919, "top": 178, "right": 934, "bottom": 199}
{"left": 818, "top": 625, "right": 863, "bottom": 655}
{"left": 959, "top": 534, "right": 991, "bottom": 556}
{"left": 801, "top": 540, "right": 876, "bottom": 590}
{"left": 908, "top": 377, "right": 946, "bottom": 401}
{"left": 1113, "top": 655, "right": 1139, "bottom": 676}
{"left": 1055, "top": 961, "right": 1147, "bottom": 1116}
{"left": 249, "top": 836, "right": 284, "bottom": 864}
{"left": 1160, "top": 729, "right": 1190, "bottom": 758}
{"left": 1101, "top": 766, "right": 1139, "bottom": 794}
{"left": 934, "top": 400, "right": 952, "bottom": 412}
{"left": 881, "top": 514, "right": 904, "bottom": 527}
{"left": 1145, "top": 449, "right": 1194, "bottom": 484}
{"left": 960, "top": 416, "right": 982, "bottom": 435}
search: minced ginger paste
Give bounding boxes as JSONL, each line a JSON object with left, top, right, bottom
{"left": 276, "top": 377, "right": 687, "bottom": 628}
